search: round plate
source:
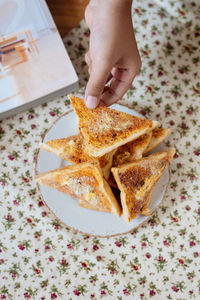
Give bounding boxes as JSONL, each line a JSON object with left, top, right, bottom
{"left": 35, "top": 104, "right": 170, "bottom": 237}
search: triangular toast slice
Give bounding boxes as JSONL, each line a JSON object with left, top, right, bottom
{"left": 39, "top": 135, "right": 116, "bottom": 180}
{"left": 111, "top": 148, "right": 175, "bottom": 222}
{"left": 112, "top": 132, "right": 152, "bottom": 167}
{"left": 143, "top": 128, "right": 172, "bottom": 155}
{"left": 108, "top": 132, "right": 152, "bottom": 189}
{"left": 35, "top": 161, "right": 121, "bottom": 216}
{"left": 68, "top": 95, "right": 159, "bottom": 157}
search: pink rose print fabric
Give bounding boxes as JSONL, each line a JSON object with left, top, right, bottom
{"left": 0, "top": 1, "right": 200, "bottom": 299}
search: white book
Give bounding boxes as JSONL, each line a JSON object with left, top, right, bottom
{"left": 0, "top": 0, "right": 79, "bottom": 120}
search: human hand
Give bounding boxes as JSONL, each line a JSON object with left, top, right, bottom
{"left": 84, "top": 0, "right": 141, "bottom": 109}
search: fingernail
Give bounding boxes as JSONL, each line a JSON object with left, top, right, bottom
{"left": 86, "top": 96, "right": 99, "bottom": 109}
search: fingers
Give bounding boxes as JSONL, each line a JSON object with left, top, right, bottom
{"left": 111, "top": 67, "right": 132, "bottom": 82}
{"left": 86, "top": 51, "right": 113, "bottom": 83}
{"left": 85, "top": 52, "right": 92, "bottom": 74}
{"left": 85, "top": 52, "right": 92, "bottom": 66}
{"left": 100, "top": 68, "right": 137, "bottom": 106}
{"left": 85, "top": 63, "right": 139, "bottom": 108}
{"left": 84, "top": 52, "right": 141, "bottom": 108}
{"left": 106, "top": 73, "right": 113, "bottom": 83}
{"left": 84, "top": 3, "right": 93, "bottom": 28}
{"left": 85, "top": 62, "right": 111, "bottom": 109}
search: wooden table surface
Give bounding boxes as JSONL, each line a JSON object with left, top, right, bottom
{"left": 46, "top": 0, "right": 89, "bottom": 37}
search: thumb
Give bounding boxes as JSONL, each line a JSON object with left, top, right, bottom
{"left": 85, "top": 62, "right": 111, "bottom": 109}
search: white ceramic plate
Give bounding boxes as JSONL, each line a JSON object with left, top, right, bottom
{"left": 35, "top": 104, "right": 170, "bottom": 237}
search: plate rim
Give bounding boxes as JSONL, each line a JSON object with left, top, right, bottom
{"left": 34, "top": 105, "right": 172, "bottom": 238}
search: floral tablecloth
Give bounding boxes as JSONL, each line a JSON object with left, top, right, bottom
{"left": 1, "top": 1, "right": 200, "bottom": 299}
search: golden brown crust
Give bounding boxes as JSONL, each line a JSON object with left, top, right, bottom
{"left": 143, "top": 128, "right": 172, "bottom": 155}
{"left": 141, "top": 207, "right": 151, "bottom": 216}
{"left": 112, "top": 148, "right": 175, "bottom": 222}
{"left": 99, "top": 149, "right": 117, "bottom": 180}
{"left": 40, "top": 135, "right": 115, "bottom": 180}
{"left": 113, "top": 132, "right": 152, "bottom": 166}
{"left": 102, "top": 178, "right": 121, "bottom": 215}
{"left": 78, "top": 200, "right": 110, "bottom": 212}
{"left": 35, "top": 161, "right": 121, "bottom": 216}
{"left": 40, "top": 135, "right": 92, "bottom": 164}
{"left": 68, "top": 95, "right": 159, "bottom": 157}
{"left": 107, "top": 172, "right": 118, "bottom": 189}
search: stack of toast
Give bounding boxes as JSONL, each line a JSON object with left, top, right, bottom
{"left": 35, "top": 95, "right": 175, "bottom": 223}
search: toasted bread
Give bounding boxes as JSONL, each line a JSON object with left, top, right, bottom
{"left": 111, "top": 148, "right": 175, "bottom": 222}
{"left": 39, "top": 135, "right": 92, "bottom": 163}
{"left": 78, "top": 178, "right": 120, "bottom": 213}
{"left": 143, "top": 128, "right": 172, "bottom": 155}
{"left": 108, "top": 132, "right": 152, "bottom": 189}
{"left": 68, "top": 95, "right": 159, "bottom": 157}
{"left": 107, "top": 172, "right": 118, "bottom": 189}
{"left": 113, "top": 132, "right": 152, "bottom": 167}
{"left": 35, "top": 161, "right": 121, "bottom": 216}
{"left": 39, "top": 135, "right": 115, "bottom": 180}
{"left": 98, "top": 149, "right": 117, "bottom": 180}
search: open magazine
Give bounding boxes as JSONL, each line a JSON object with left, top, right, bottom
{"left": 0, "top": 0, "right": 78, "bottom": 120}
